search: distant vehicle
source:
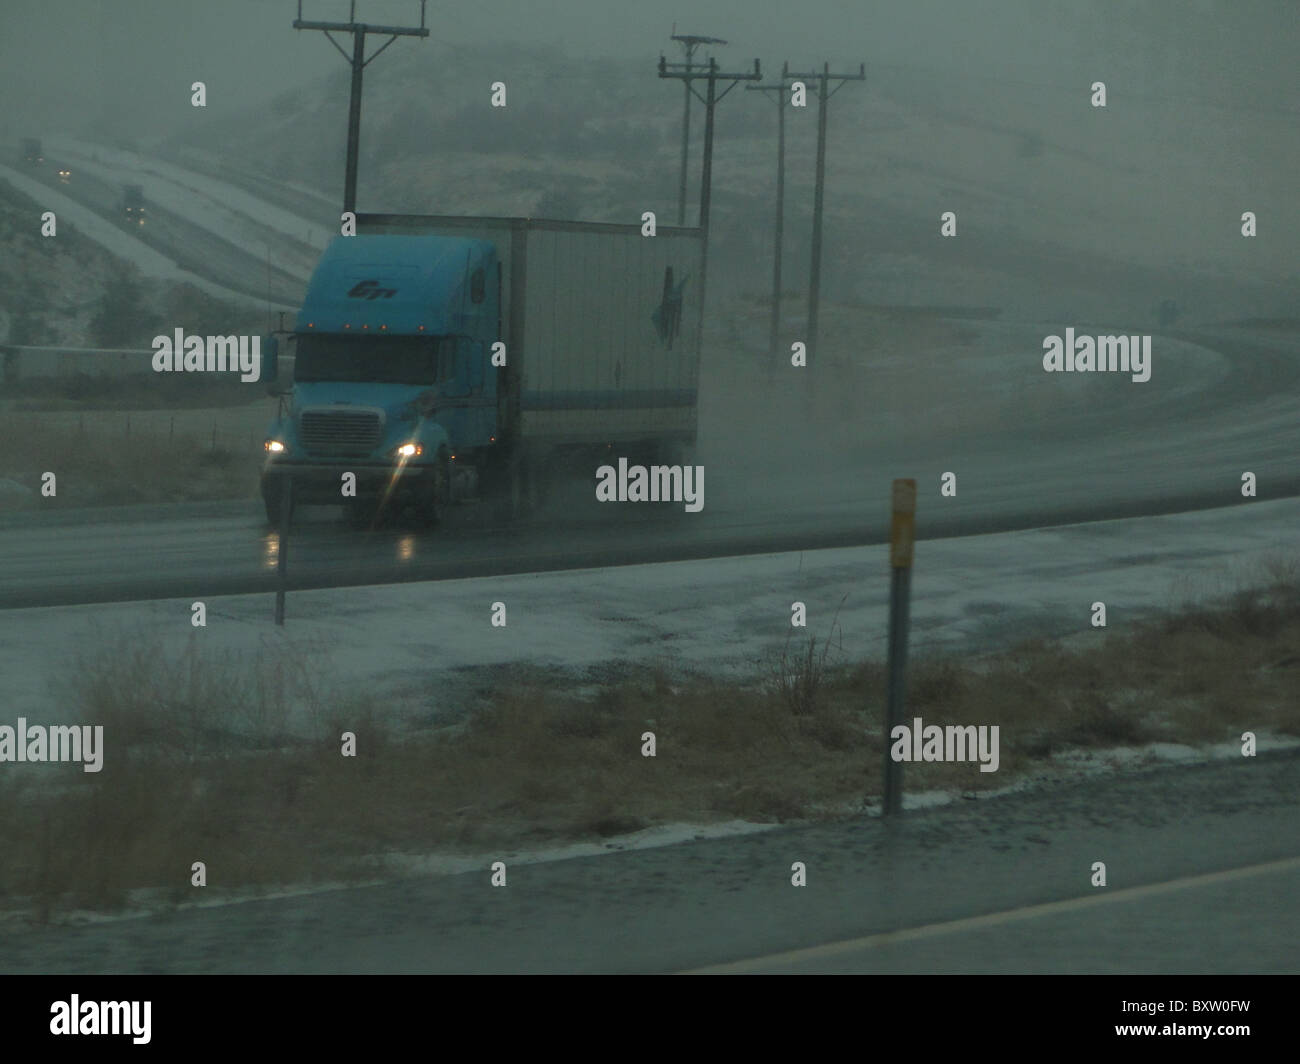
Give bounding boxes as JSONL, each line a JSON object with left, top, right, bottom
{"left": 57, "top": 167, "right": 71, "bottom": 183}
{"left": 258, "top": 213, "right": 704, "bottom": 529}
{"left": 122, "top": 184, "right": 145, "bottom": 223}
{"left": 21, "top": 138, "right": 42, "bottom": 165}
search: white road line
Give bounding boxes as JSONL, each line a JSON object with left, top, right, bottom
{"left": 684, "top": 854, "right": 1300, "bottom": 973}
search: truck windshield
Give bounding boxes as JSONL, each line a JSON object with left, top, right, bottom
{"left": 294, "top": 333, "right": 453, "bottom": 384}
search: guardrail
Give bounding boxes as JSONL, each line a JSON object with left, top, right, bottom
{"left": 1, "top": 346, "right": 295, "bottom": 385}
{"left": 0, "top": 345, "right": 155, "bottom": 382}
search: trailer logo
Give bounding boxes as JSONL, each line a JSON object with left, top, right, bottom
{"left": 651, "top": 267, "right": 688, "bottom": 348}
{"left": 348, "top": 279, "right": 397, "bottom": 300}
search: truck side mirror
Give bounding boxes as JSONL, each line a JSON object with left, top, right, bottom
{"left": 258, "top": 335, "right": 279, "bottom": 384}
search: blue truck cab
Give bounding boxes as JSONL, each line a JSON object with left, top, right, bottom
{"left": 261, "top": 234, "right": 501, "bottom": 527}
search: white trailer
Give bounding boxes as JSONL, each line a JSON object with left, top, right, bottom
{"left": 355, "top": 213, "right": 705, "bottom": 472}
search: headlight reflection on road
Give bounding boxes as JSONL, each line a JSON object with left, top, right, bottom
{"left": 396, "top": 534, "right": 416, "bottom": 562}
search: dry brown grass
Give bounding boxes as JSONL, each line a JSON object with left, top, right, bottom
{"left": 0, "top": 408, "right": 264, "bottom": 506}
{"left": 3, "top": 571, "right": 1297, "bottom": 921}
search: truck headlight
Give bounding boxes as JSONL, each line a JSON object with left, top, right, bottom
{"left": 393, "top": 442, "right": 423, "bottom": 458}
{"left": 264, "top": 439, "right": 287, "bottom": 454}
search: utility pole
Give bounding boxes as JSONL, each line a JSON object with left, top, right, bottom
{"left": 784, "top": 61, "right": 865, "bottom": 361}
{"left": 658, "top": 54, "right": 761, "bottom": 349}
{"left": 746, "top": 63, "right": 794, "bottom": 367}
{"left": 669, "top": 28, "right": 728, "bottom": 227}
{"left": 293, "top": 0, "right": 429, "bottom": 215}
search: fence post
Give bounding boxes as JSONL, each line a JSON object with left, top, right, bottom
{"left": 274, "top": 478, "right": 293, "bottom": 626}
{"left": 882, "top": 478, "right": 916, "bottom": 816}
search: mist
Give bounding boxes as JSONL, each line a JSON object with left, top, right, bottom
{"left": 3, "top": 1, "right": 1295, "bottom": 148}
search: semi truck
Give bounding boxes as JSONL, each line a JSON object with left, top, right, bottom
{"left": 258, "top": 213, "right": 703, "bottom": 529}
{"left": 21, "top": 138, "right": 42, "bottom": 165}
{"left": 123, "top": 184, "right": 145, "bottom": 221}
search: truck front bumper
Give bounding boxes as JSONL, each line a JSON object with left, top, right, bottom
{"left": 262, "top": 460, "right": 436, "bottom": 504}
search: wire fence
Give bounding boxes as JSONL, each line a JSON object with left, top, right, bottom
{"left": 60, "top": 412, "right": 266, "bottom": 453}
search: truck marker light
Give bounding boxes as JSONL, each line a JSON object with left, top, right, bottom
{"left": 417, "top": 325, "right": 425, "bottom": 331}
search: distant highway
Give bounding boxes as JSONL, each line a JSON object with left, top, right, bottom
{"left": 1, "top": 145, "right": 1296, "bottom": 610}
{"left": 0, "top": 324, "right": 1296, "bottom": 609}
{"left": 5, "top": 144, "right": 310, "bottom": 305}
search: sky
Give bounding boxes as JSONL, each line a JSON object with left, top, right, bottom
{"left": 5, "top": 0, "right": 1290, "bottom": 148}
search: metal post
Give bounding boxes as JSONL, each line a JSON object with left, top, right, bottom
{"left": 882, "top": 478, "right": 916, "bottom": 816}
{"left": 275, "top": 478, "right": 293, "bottom": 626}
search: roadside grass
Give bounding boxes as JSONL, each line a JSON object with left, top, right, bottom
{"left": 2, "top": 569, "right": 1297, "bottom": 921}
{"left": 0, "top": 409, "right": 264, "bottom": 506}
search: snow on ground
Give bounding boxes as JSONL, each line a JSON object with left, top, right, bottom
{"left": 2, "top": 496, "right": 1295, "bottom": 731}
{"left": 0, "top": 163, "right": 284, "bottom": 308}
{"left": 2, "top": 498, "right": 1294, "bottom": 915}
{"left": 47, "top": 136, "right": 334, "bottom": 264}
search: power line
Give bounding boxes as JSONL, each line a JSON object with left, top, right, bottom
{"left": 293, "top": 0, "right": 430, "bottom": 215}
{"left": 658, "top": 54, "right": 762, "bottom": 349}
{"left": 747, "top": 64, "right": 795, "bottom": 367}
{"left": 668, "top": 28, "right": 728, "bottom": 227}
{"left": 783, "top": 61, "right": 865, "bottom": 360}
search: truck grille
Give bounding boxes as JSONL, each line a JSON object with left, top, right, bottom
{"left": 298, "top": 409, "right": 383, "bottom": 457}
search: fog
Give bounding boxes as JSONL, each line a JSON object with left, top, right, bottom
{"left": 1, "top": 0, "right": 1299, "bottom": 987}
{"left": 3, "top": 1, "right": 1295, "bottom": 148}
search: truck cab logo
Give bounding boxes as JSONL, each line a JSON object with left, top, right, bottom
{"left": 651, "top": 267, "right": 688, "bottom": 349}
{"left": 347, "top": 279, "right": 397, "bottom": 300}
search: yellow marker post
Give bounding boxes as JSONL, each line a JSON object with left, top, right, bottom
{"left": 883, "top": 478, "right": 916, "bottom": 815}
{"left": 890, "top": 478, "right": 917, "bottom": 568}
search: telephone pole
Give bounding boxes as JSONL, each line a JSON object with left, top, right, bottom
{"left": 658, "top": 54, "right": 762, "bottom": 347}
{"left": 784, "top": 61, "right": 865, "bottom": 360}
{"left": 746, "top": 63, "right": 794, "bottom": 366}
{"left": 669, "top": 29, "right": 728, "bottom": 227}
{"left": 293, "top": 0, "right": 430, "bottom": 215}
